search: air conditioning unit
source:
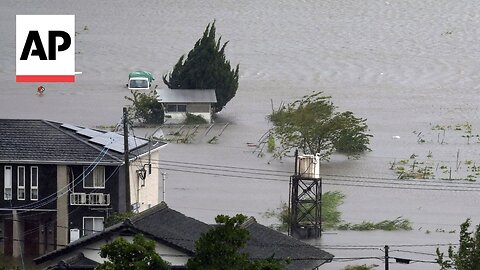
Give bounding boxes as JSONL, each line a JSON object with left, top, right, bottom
{"left": 70, "top": 228, "right": 80, "bottom": 243}
{"left": 296, "top": 154, "right": 320, "bottom": 178}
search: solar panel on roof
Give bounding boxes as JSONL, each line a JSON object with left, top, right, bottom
{"left": 103, "top": 132, "right": 123, "bottom": 140}
{"left": 107, "top": 142, "right": 125, "bottom": 153}
{"left": 129, "top": 137, "right": 148, "bottom": 147}
{"left": 89, "top": 136, "right": 115, "bottom": 146}
{"left": 76, "top": 128, "right": 104, "bottom": 138}
{"left": 61, "top": 123, "right": 82, "bottom": 131}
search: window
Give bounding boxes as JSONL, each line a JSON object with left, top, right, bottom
{"left": 31, "top": 167, "right": 38, "bottom": 200}
{"left": 129, "top": 79, "right": 149, "bottom": 89}
{"left": 4, "top": 166, "right": 12, "bottom": 200}
{"left": 83, "top": 217, "right": 104, "bottom": 236}
{"left": 83, "top": 166, "right": 105, "bottom": 189}
{"left": 17, "top": 166, "right": 25, "bottom": 200}
{"left": 166, "top": 104, "right": 187, "bottom": 112}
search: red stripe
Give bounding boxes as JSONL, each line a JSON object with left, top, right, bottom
{"left": 16, "top": 75, "right": 75, "bottom": 83}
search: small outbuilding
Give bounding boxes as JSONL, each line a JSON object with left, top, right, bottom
{"left": 156, "top": 89, "right": 217, "bottom": 123}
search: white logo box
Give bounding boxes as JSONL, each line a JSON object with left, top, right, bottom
{"left": 16, "top": 15, "right": 75, "bottom": 83}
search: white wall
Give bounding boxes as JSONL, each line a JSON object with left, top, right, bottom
{"left": 129, "top": 149, "right": 161, "bottom": 212}
{"left": 46, "top": 234, "right": 189, "bottom": 267}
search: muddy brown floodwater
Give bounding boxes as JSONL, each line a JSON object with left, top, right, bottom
{"left": 2, "top": 0, "right": 480, "bottom": 268}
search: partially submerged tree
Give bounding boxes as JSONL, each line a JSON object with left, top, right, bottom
{"left": 268, "top": 91, "right": 372, "bottom": 160}
{"left": 125, "top": 90, "right": 164, "bottom": 124}
{"left": 97, "top": 234, "right": 170, "bottom": 270}
{"left": 436, "top": 218, "right": 480, "bottom": 270}
{"left": 186, "top": 214, "right": 287, "bottom": 270}
{"left": 163, "top": 21, "right": 239, "bottom": 113}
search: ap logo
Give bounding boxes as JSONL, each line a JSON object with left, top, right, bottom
{"left": 16, "top": 15, "right": 76, "bottom": 82}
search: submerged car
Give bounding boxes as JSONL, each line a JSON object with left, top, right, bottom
{"left": 127, "top": 71, "right": 155, "bottom": 90}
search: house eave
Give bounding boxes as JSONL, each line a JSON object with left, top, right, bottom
{"left": 130, "top": 143, "right": 166, "bottom": 161}
{"left": 0, "top": 160, "right": 123, "bottom": 166}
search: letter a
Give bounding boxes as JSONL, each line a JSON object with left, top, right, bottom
{"left": 20, "top": 31, "right": 47, "bottom": 60}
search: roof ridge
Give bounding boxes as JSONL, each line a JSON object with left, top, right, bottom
{"left": 130, "top": 201, "right": 169, "bottom": 223}
{"left": 241, "top": 216, "right": 257, "bottom": 228}
{"left": 42, "top": 120, "right": 123, "bottom": 163}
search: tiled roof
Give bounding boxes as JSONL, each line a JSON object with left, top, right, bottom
{"left": 131, "top": 202, "right": 210, "bottom": 252}
{"left": 242, "top": 218, "right": 334, "bottom": 269}
{"left": 0, "top": 119, "right": 165, "bottom": 165}
{"left": 45, "top": 253, "right": 98, "bottom": 270}
{"left": 35, "top": 203, "right": 333, "bottom": 269}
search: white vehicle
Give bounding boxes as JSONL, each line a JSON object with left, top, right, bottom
{"left": 128, "top": 77, "right": 150, "bottom": 90}
{"left": 127, "top": 71, "right": 155, "bottom": 90}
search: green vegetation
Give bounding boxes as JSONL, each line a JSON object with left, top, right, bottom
{"left": 390, "top": 155, "right": 434, "bottom": 180}
{"left": 163, "top": 21, "right": 239, "bottom": 113}
{"left": 263, "top": 191, "right": 344, "bottom": 231}
{"left": 264, "top": 191, "right": 410, "bottom": 232}
{"left": 321, "top": 191, "right": 345, "bottom": 229}
{"left": 187, "top": 214, "right": 288, "bottom": 270}
{"left": 104, "top": 211, "right": 135, "bottom": 227}
{"left": 97, "top": 234, "right": 170, "bottom": 270}
{"left": 338, "top": 217, "right": 412, "bottom": 231}
{"left": 125, "top": 90, "right": 164, "bottom": 124}
{"left": 426, "top": 122, "right": 480, "bottom": 145}
{"left": 268, "top": 91, "right": 371, "bottom": 160}
{"left": 390, "top": 151, "right": 480, "bottom": 181}
{"left": 185, "top": 113, "right": 208, "bottom": 124}
{"left": 267, "top": 133, "right": 276, "bottom": 153}
{"left": 437, "top": 219, "right": 480, "bottom": 270}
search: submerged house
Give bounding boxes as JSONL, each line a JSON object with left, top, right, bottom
{"left": 156, "top": 89, "right": 217, "bottom": 123}
{"left": 35, "top": 202, "right": 334, "bottom": 270}
{"left": 0, "top": 119, "right": 165, "bottom": 258}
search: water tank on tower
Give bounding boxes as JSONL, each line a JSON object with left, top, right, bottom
{"left": 296, "top": 154, "right": 320, "bottom": 178}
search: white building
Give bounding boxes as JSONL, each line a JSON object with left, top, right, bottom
{"left": 156, "top": 89, "right": 217, "bottom": 123}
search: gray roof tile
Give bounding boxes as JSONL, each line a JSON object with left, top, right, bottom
{"left": 0, "top": 119, "right": 165, "bottom": 165}
{"left": 35, "top": 203, "right": 333, "bottom": 269}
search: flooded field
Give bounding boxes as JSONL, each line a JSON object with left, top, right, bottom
{"left": 3, "top": 0, "right": 480, "bottom": 268}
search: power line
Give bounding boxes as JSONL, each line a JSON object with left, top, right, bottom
{"left": 155, "top": 158, "right": 480, "bottom": 185}
{"left": 153, "top": 165, "right": 480, "bottom": 192}
{"left": 155, "top": 158, "right": 480, "bottom": 188}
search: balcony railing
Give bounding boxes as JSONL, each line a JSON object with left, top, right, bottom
{"left": 70, "top": 193, "right": 110, "bottom": 206}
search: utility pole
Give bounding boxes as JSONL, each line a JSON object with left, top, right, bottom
{"left": 123, "top": 107, "right": 131, "bottom": 212}
{"left": 385, "top": 245, "right": 389, "bottom": 270}
{"left": 162, "top": 172, "right": 167, "bottom": 202}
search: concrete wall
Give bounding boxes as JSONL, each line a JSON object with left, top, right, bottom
{"left": 56, "top": 165, "right": 68, "bottom": 248}
{"left": 129, "top": 150, "right": 160, "bottom": 212}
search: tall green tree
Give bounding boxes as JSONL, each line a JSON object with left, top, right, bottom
{"left": 163, "top": 21, "right": 240, "bottom": 113}
{"left": 268, "top": 91, "right": 371, "bottom": 160}
{"left": 436, "top": 219, "right": 480, "bottom": 270}
{"left": 96, "top": 234, "right": 170, "bottom": 270}
{"left": 186, "top": 214, "right": 287, "bottom": 270}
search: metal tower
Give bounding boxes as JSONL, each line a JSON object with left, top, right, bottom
{"left": 288, "top": 152, "right": 322, "bottom": 239}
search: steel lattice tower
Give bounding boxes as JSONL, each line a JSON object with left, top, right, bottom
{"left": 288, "top": 152, "right": 322, "bottom": 239}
